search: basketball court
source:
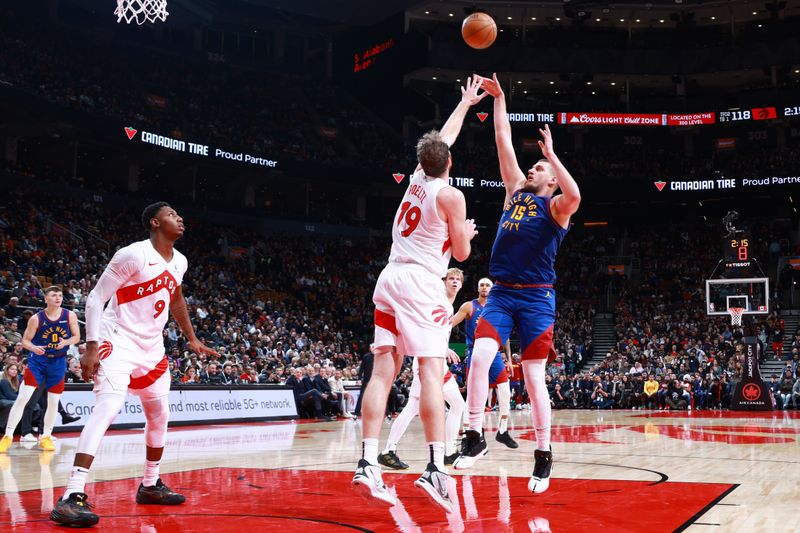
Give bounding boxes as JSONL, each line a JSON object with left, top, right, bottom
{"left": 2, "top": 409, "right": 799, "bottom": 532}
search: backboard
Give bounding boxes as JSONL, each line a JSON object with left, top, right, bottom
{"left": 705, "top": 277, "right": 769, "bottom": 317}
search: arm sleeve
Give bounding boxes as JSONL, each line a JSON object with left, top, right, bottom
{"left": 84, "top": 247, "right": 140, "bottom": 342}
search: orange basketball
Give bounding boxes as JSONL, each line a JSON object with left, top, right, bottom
{"left": 461, "top": 13, "right": 497, "bottom": 50}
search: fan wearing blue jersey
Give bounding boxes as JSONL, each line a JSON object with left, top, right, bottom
{"left": 454, "top": 74, "right": 581, "bottom": 496}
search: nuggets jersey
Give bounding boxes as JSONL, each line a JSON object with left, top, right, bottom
{"left": 489, "top": 192, "right": 568, "bottom": 285}
{"left": 32, "top": 309, "right": 70, "bottom": 357}
{"left": 464, "top": 299, "right": 483, "bottom": 349}
{"left": 388, "top": 169, "right": 452, "bottom": 278}
{"left": 101, "top": 239, "right": 187, "bottom": 341}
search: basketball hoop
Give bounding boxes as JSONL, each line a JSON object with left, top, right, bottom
{"left": 115, "top": 0, "right": 168, "bottom": 25}
{"left": 728, "top": 307, "right": 745, "bottom": 326}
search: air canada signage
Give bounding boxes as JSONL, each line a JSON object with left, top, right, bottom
{"left": 123, "top": 126, "right": 279, "bottom": 168}
{"left": 732, "top": 338, "right": 772, "bottom": 411}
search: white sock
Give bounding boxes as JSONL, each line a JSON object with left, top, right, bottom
{"left": 143, "top": 460, "right": 160, "bottom": 487}
{"left": 467, "top": 339, "right": 497, "bottom": 432}
{"left": 427, "top": 441, "right": 445, "bottom": 471}
{"left": 63, "top": 467, "right": 90, "bottom": 499}
{"left": 362, "top": 438, "right": 378, "bottom": 465}
{"left": 42, "top": 393, "right": 60, "bottom": 438}
{"left": 499, "top": 416, "right": 508, "bottom": 434}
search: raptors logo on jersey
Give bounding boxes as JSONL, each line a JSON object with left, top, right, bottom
{"left": 101, "top": 239, "right": 187, "bottom": 340}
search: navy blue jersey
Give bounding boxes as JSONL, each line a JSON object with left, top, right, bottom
{"left": 32, "top": 309, "right": 70, "bottom": 357}
{"left": 489, "top": 192, "right": 568, "bottom": 285}
{"left": 464, "top": 299, "right": 484, "bottom": 348}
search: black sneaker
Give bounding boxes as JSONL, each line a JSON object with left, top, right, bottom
{"left": 528, "top": 448, "right": 553, "bottom": 494}
{"left": 443, "top": 451, "right": 459, "bottom": 466}
{"left": 413, "top": 462, "right": 453, "bottom": 513}
{"left": 136, "top": 479, "right": 186, "bottom": 505}
{"left": 50, "top": 492, "right": 99, "bottom": 527}
{"left": 377, "top": 451, "right": 409, "bottom": 470}
{"left": 60, "top": 413, "right": 80, "bottom": 425}
{"left": 452, "top": 430, "right": 487, "bottom": 470}
{"left": 495, "top": 430, "right": 519, "bottom": 449}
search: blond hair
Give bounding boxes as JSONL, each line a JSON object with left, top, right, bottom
{"left": 446, "top": 267, "right": 465, "bottom": 282}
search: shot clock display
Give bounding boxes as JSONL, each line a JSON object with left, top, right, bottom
{"left": 724, "top": 235, "right": 750, "bottom": 262}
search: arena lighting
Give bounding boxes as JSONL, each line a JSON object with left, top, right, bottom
{"left": 584, "top": 221, "right": 609, "bottom": 227}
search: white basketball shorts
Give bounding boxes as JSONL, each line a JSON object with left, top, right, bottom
{"left": 94, "top": 321, "right": 170, "bottom": 400}
{"left": 372, "top": 262, "right": 450, "bottom": 359}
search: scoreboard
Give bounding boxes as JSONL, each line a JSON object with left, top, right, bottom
{"left": 724, "top": 235, "right": 750, "bottom": 262}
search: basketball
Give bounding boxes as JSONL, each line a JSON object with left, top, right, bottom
{"left": 461, "top": 13, "right": 497, "bottom": 50}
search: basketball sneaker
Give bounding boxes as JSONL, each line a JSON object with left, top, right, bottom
{"left": 528, "top": 448, "right": 553, "bottom": 494}
{"left": 453, "top": 430, "right": 487, "bottom": 470}
{"left": 136, "top": 479, "right": 186, "bottom": 505}
{"left": 50, "top": 493, "right": 99, "bottom": 527}
{"left": 414, "top": 462, "right": 453, "bottom": 513}
{"left": 20, "top": 433, "right": 37, "bottom": 443}
{"left": 443, "top": 451, "right": 459, "bottom": 466}
{"left": 38, "top": 436, "right": 56, "bottom": 452}
{"left": 0, "top": 435, "right": 12, "bottom": 453}
{"left": 377, "top": 451, "right": 409, "bottom": 470}
{"left": 495, "top": 431, "right": 519, "bottom": 449}
{"left": 352, "top": 459, "right": 396, "bottom": 506}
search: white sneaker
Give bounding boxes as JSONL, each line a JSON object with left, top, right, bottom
{"left": 528, "top": 517, "right": 552, "bottom": 533}
{"left": 20, "top": 433, "right": 37, "bottom": 443}
{"left": 353, "top": 459, "right": 396, "bottom": 506}
{"left": 414, "top": 463, "right": 454, "bottom": 513}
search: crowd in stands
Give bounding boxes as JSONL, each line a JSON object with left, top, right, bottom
{"left": 1, "top": 9, "right": 800, "bottom": 417}
{"left": 1, "top": 184, "right": 799, "bottom": 419}
{"left": 2, "top": 11, "right": 800, "bottom": 197}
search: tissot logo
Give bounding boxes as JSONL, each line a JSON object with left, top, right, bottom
{"left": 392, "top": 173, "right": 406, "bottom": 184}
{"left": 476, "top": 112, "right": 489, "bottom": 123}
{"left": 124, "top": 127, "right": 138, "bottom": 140}
{"left": 654, "top": 181, "right": 667, "bottom": 191}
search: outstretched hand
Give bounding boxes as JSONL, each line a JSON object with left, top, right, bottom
{"left": 479, "top": 73, "right": 504, "bottom": 98}
{"left": 460, "top": 75, "right": 490, "bottom": 106}
{"left": 188, "top": 338, "right": 219, "bottom": 357}
{"left": 538, "top": 123, "right": 555, "bottom": 159}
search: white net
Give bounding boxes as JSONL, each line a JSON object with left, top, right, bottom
{"left": 115, "top": 0, "right": 168, "bottom": 25}
{"left": 728, "top": 307, "right": 745, "bottom": 326}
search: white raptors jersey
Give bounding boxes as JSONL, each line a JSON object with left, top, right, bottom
{"left": 101, "top": 239, "right": 187, "bottom": 341}
{"left": 388, "top": 169, "right": 452, "bottom": 277}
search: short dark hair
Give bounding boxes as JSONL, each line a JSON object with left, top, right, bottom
{"left": 44, "top": 286, "right": 62, "bottom": 295}
{"left": 141, "top": 202, "right": 171, "bottom": 232}
{"left": 416, "top": 130, "right": 450, "bottom": 177}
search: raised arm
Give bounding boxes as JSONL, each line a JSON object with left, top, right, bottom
{"left": 481, "top": 73, "right": 525, "bottom": 206}
{"left": 439, "top": 75, "right": 489, "bottom": 147}
{"left": 539, "top": 124, "right": 581, "bottom": 227}
{"left": 437, "top": 186, "right": 478, "bottom": 262}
